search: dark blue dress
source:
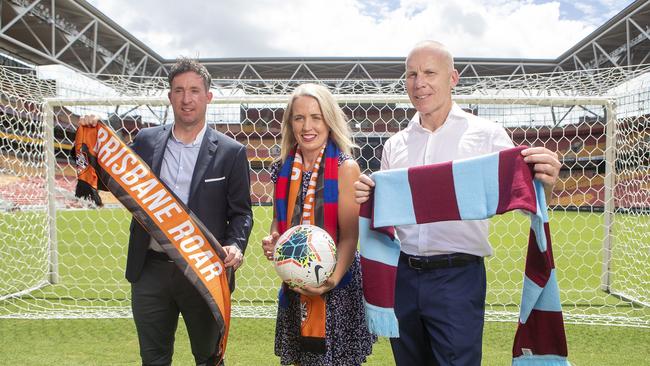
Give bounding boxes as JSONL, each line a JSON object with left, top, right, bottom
{"left": 270, "top": 153, "right": 376, "bottom": 365}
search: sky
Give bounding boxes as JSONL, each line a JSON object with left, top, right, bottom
{"left": 85, "top": 0, "right": 635, "bottom": 60}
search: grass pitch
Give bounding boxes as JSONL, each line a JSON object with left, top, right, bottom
{"left": 1, "top": 207, "right": 649, "bottom": 364}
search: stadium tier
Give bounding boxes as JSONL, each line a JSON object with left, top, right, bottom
{"left": 2, "top": 97, "right": 649, "bottom": 212}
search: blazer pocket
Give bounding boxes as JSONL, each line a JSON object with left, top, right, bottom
{"left": 204, "top": 176, "right": 225, "bottom": 183}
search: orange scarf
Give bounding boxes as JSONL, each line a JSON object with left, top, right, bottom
{"left": 284, "top": 144, "right": 328, "bottom": 353}
{"left": 74, "top": 122, "right": 231, "bottom": 363}
{"left": 283, "top": 142, "right": 327, "bottom": 353}
{"left": 286, "top": 145, "right": 325, "bottom": 226}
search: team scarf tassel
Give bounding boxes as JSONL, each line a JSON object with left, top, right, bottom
{"left": 359, "top": 146, "right": 571, "bottom": 366}
{"left": 74, "top": 122, "right": 231, "bottom": 364}
{"left": 275, "top": 139, "right": 339, "bottom": 354}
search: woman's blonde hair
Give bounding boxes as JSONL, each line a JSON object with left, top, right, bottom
{"left": 279, "top": 83, "right": 357, "bottom": 163}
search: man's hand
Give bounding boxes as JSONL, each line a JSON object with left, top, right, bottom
{"left": 353, "top": 174, "right": 375, "bottom": 204}
{"left": 223, "top": 245, "right": 244, "bottom": 270}
{"left": 521, "top": 147, "right": 561, "bottom": 190}
{"left": 262, "top": 232, "right": 279, "bottom": 261}
{"left": 78, "top": 114, "right": 101, "bottom": 127}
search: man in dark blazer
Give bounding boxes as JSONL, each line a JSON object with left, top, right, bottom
{"left": 80, "top": 58, "right": 253, "bottom": 366}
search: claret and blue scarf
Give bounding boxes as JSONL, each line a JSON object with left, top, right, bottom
{"left": 359, "top": 146, "right": 571, "bottom": 365}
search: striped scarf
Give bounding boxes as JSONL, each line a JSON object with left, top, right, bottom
{"left": 276, "top": 139, "right": 338, "bottom": 236}
{"left": 359, "top": 146, "right": 571, "bottom": 365}
{"left": 287, "top": 144, "right": 325, "bottom": 228}
{"left": 74, "top": 122, "right": 231, "bottom": 365}
{"left": 275, "top": 139, "right": 339, "bottom": 353}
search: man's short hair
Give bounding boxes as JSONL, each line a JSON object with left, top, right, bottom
{"left": 168, "top": 57, "right": 212, "bottom": 91}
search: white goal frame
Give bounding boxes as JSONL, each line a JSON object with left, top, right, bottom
{"left": 0, "top": 68, "right": 647, "bottom": 327}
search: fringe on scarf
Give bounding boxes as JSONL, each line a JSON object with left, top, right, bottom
{"left": 359, "top": 146, "right": 571, "bottom": 365}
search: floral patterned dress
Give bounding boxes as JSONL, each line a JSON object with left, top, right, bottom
{"left": 270, "top": 153, "right": 376, "bottom": 366}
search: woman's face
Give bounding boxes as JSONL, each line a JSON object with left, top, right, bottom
{"left": 290, "top": 96, "right": 330, "bottom": 157}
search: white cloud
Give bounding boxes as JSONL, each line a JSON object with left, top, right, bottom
{"left": 86, "top": 0, "right": 631, "bottom": 59}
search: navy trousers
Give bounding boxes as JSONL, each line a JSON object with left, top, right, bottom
{"left": 390, "top": 253, "right": 486, "bottom": 366}
{"left": 131, "top": 256, "right": 221, "bottom": 366}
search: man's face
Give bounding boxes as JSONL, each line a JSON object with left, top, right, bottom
{"left": 168, "top": 71, "right": 212, "bottom": 128}
{"left": 405, "top": 48, "right": 458, "bottom": 116}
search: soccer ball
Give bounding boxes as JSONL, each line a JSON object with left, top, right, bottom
{"left": 273, "top": 224, "right": 337, "bottom": 288}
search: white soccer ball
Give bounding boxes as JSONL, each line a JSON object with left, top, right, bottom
{"left": 273, "top": 224, "right": 337, "bottom": 288}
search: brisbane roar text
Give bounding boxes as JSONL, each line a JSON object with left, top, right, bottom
{"left": 94, "top": 126, "right": 223, "bottom": 281}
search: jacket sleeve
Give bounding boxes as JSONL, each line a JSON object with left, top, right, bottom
{"left": 223, "top": 144, "right": 254, "bottom": 253}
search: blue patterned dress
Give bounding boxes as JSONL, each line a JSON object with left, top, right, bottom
{"left": 270, "top": 153, "right": 376, "bottom": 366}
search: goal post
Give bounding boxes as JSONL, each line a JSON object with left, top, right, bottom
{"left": 0, "top": 64, "right": 648, "bottom": 327}
{"left": 601, "top": 101, "right": 617, "bottom": 293}
{"left": 44, "top": 101, "right": 59, "bottom": 285}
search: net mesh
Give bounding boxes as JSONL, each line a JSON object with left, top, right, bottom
{"left": 0, "top": 64, "right": 648, "bottom": 326}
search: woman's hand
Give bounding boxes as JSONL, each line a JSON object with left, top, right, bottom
{"left": 290, "top": 276, "right": 339, "bottom": 297}
{"left": 262, "top": 232, "right": 279, "bottom": 261}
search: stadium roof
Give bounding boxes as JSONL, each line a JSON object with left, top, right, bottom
{"left": 0, "top": 0, "right": 166, "bottom": 77}
{"left": 556, "top": 0, "right": 650, "bottom": 71}
{"left": 189, "top": 56, "right": 559, "bottom": 81}
{"left": 0, "top": 0, "right": 649, "bottom": 83}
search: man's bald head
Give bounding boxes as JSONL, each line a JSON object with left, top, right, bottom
{"left": 406, "top": 41, "right": 455, "bottom": 73}
{"left": 404, "top": 40, "right": 459, "bottom": 130}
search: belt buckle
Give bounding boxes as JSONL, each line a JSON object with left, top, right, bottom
{"left": 408, "top": 256, "right": 423, "bottom": 270}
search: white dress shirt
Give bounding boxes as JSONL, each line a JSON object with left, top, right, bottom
{"left": 381, "top": 103, "right": 514, "bottom": 257}
{"left": 149, "top": 123, "right": 207, "bottom": 252}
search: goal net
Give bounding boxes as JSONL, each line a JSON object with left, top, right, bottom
{"left": 0, "top": 64, "right": 648, "bottom": 327}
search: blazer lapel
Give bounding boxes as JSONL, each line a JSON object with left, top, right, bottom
{"left": 189, "top": 127, "right": 219, "bottom": 202}
{"left": 151, "top": 125, "right": 172, "bottom": 175}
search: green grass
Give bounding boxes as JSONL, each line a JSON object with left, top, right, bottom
{"left": 2, "top": 208, "right": 647, "bottom": 311}
{"left": 1, "top": 318, "right": 648, "bottom": 365}
{"left": 1, "top": 207, "right": 649, "bottom": 364}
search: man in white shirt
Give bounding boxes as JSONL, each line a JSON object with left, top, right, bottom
{"left": 354, "top": 41, "right": 561, "bottom": 365}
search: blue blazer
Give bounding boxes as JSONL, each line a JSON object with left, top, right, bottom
{"left": 125, "top": 124, "right": 253, "bottom": 283}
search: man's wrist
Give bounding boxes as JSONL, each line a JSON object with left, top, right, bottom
{"left": 222, "top": 242, "right": 241, "bottom": 251}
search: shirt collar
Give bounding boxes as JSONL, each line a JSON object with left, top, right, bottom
{"left": 408, "top": 102, "right": 464, "bottom": 134}
{"left": 170, "top": 123, "right": 207, "bottom": 147}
